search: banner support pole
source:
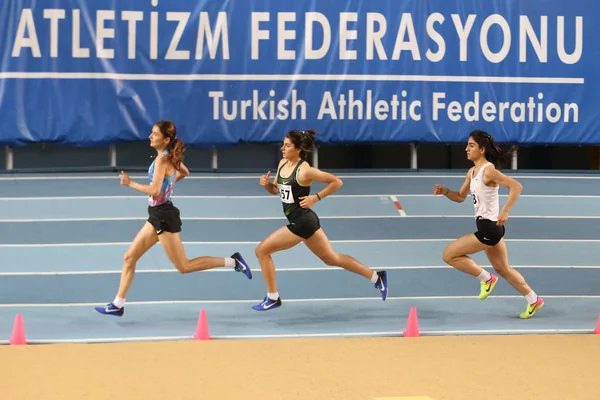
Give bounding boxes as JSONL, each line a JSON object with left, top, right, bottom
{"left": 410, "top": 143, "right": 417, "bottom": 169}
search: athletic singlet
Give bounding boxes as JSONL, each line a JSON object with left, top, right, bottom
{"left": 277, "top": 160, "right": 310, "bottom": 216}
{"left": 148, "top": 151, "right": 176, "bottom": 206}
{"left": 469, "top": 162, "right": 499, "bottom": 221}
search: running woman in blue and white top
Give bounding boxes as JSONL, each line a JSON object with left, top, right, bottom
{"left": 95, "top": 120, "right": 252, "bottom": 317}
{"left": 433, "top": 130, "right": 544, "bottom": 319}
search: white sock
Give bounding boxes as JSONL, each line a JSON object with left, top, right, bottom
{"left": 113, "top": 296, "right": 126, "bottom": 308}
{"left": 224, "top": 257, "right": 236, "bottom": 268}
{"left": 370, "top": 272, "right": 379, "bottom": 283}
{"left": 525, "top": 291, "right": 538, "bottom": 304}
{"left": 267, "top": 292, "right": 279, "bottom": 300}
{"left": 477, "top": 270, "right": 492, "bottom": 282}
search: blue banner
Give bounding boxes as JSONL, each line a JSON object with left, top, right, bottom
{"left": 0, "top": 0, "right": 595, "bottom": 146}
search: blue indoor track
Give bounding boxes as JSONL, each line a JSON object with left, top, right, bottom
{"left": 1, "top": 171, "right": 599, "bottom": 343}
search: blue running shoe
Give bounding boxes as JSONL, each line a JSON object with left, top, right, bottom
{"left": 232, "top": 252, "right": 252, "bottom": 280}
{"left": 252, "top": 296, "right": 282, "bottom": 311}
{"left": 94, "top": 302, "right": 124, "bottom": 317}
{"left": 375, "top": 271, "right": 388, "bottom": 301}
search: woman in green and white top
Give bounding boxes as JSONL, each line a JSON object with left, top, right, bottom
{"left": 252, "top": 129, "right": 388, "bottom": 311}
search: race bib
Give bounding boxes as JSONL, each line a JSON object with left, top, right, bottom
{"left": 470, "top": 192, "right": 478, "bottom": 209}
{"left": 278, "top": 184, "right": 294, "bottom": 204}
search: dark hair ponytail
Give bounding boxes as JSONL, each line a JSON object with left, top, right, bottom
{"left": 155, "top": 120, "right": 185, "bottom": 169}
{"left": 167, "top": 137, "right": 185, "bottom": 170}
{"left": 285, "top": 129, "right": 317, "bottom": 160}
{"left": 469, "top": 130, "right": 515, "bottom": 169}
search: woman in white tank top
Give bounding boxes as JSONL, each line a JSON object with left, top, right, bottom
{"left": 433, "top": 130, "right": 544, "bottom": 319}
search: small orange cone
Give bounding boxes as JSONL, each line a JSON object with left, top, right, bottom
{"left": 594, "top": 314, "right": 600, "bottom": 334}
{"left": 403, "top": 306, "right": 421, "bottom": 337}
{"left": 10, "top": 313, "right": 27, "bottom": 345}
{"left": 194, "top": 309, "right": 211, "bottom": 340}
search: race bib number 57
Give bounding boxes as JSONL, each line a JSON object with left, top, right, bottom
{"left": 278, "top": 184, "right": 294, "bottom": 204}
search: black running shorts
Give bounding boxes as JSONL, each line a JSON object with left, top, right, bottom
{"left": 147, "top": 202, "right": 182, "bottom": 235}
{"left": 474, "top": 217, "right": 505, "bottom": 246}
{"left": 286, "top": 208, "right": 321, "bottom": 239}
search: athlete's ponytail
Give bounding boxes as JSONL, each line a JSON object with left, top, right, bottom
{"left": 469, "top": 130, "right": 515, "bottom": 169}
{"left": 286, "top": 129, "right": 317, "bottom": 160}
{"left": 167, "top": 137, "right": 185, "bottom": 170}
{"left": 155, "top": 120, "right": 185, "bottom": 169}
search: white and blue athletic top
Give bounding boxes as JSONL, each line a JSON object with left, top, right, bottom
{"left": 148, "top": 151, "right": 176, "bottom": 206}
